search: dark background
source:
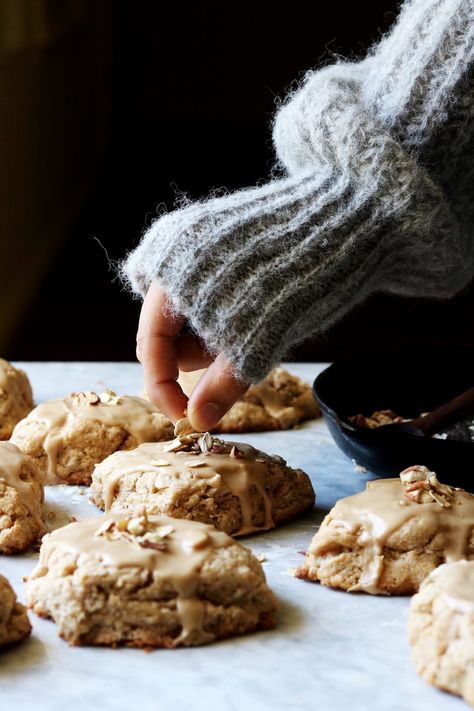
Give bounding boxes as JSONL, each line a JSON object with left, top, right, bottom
{"left": 2, "top": 0, "right": 473, "bottom": 363}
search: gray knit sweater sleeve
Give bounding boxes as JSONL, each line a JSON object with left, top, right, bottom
{"left": 122, "top": 0, "right": 474, "bottom": 383}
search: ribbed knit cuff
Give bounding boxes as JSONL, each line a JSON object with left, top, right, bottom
{"left": 122, "top": 72, "right": 469, "bottom": 382}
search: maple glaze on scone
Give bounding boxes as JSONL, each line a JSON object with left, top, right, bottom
{"left": 0, "top": 441, "right": 44, "bottom": 554}
{"left": 25, "top": 513, "right": 277, "bottom": 648}
{"left": 11, "top": 390, "right": 174, "bottom": 485}
{"left": 91, "top": 428, "right": 315, "bottom": 536}
{"left": 298, "top": 466, "right": 474, "bottom": 595}
{"left": 409, "top": 560, "right": 474, "bottom": 706}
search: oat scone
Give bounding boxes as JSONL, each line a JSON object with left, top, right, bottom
{"left": 91, "top": 427, "right": 315, "bottom": 536}
{"left": 0, "top": 442, "right": 44, "bottom": 554}
{"left": 178, "top": 366, "right": 320, "bottom": 432}
{"left": 409, "top": 560, "right": 474, "bottom": 706}
{"left": 0, "top": 574, "right": 31, "bottom": 647}
{"left": 0, "top": 359, "right": 33, "bottom": 440}
{"left": 11, "top": 390, "right": 175, "bottom": 486}
{"left": 25, "top": 513, "right": 277, "bottom": 648}
{"left": 297, "top": 466, "right": 474, "bottom": 595}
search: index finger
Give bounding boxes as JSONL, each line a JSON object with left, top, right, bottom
{"left": 137, "top": 281, "right": 188, "bottom": 422}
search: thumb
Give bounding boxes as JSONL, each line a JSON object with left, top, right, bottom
{"left": 187, "top": 353, "right": 248, "bottom": 431}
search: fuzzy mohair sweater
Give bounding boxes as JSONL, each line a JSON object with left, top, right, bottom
{"left": 122, "top": 0, "right": 474, "bottom": 383}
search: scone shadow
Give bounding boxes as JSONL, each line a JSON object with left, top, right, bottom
{"left": 0, "top": 634, "right": 47, "bottom": 673}
{"left": 273, "top": 594, "right": 305, "bottom": 635}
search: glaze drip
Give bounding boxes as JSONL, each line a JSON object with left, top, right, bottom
{"left": 325, "top": 471, "right": 474, "bottom": 594}
{"left": 98, "top": 434, "right": 277, "bottom": 536}
{"left": 35, "top": 513, "right": 232, "bottom": 645}
{"left": 16, "top": 393, "right": 166, "bottom": 483}
{"left": 0, "top": 441, "right": 43, "bottom": 527}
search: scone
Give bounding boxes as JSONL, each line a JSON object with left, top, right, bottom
{"left": 0, "top": 442, "right": 44, "bottom": 554}
{"left": 11, "top": 390, "right": 175, "bottom": 486}
{"left": 0, "top": 359, "right": 33, "bottom": 439}
{"left": 178, "top": 366, "right": 320, "bottom": 432}
{"left": 0, "top": 574, "right": 31, "bottom": 647}
{"left": 90, "top": 427, "right": 315, "bottom": 536}
{"left": 297, "top": 466, "right": 474, "bottom": 595}
{"left": 25, "top": 512, "right": 277, "bottom": 648}
{"left": 408, "top": 560, "right": 474, "bottom": 706}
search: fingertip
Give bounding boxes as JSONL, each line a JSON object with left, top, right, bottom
{"left": 188, "top": 401, "right": 223, "bottom": 431}
{"left": 187, "top": 355, "right": 248, "bottom": 431}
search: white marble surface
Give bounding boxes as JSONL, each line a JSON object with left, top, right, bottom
{"left": 0, "top": 363, "right": 465, "bottom": 711}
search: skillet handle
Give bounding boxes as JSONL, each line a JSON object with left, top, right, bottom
{"left": 414, "top": 386, "right": 474, "bottom": 436}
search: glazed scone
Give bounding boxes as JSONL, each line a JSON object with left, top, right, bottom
{"left": 0, "top": 574, "right": 31, "bottom": 647}
{"left": 178, "top": 366, "right": 320, "bottom": 432}
{"left": 0, "top": 359, "right": 33, "bottom": 440}
{"left": 297, "top": 466, "right": 474, "bottom": 595}
{"left": 11, "top": 390, "right": 175, "bottom": 486}
{"left": 90, "top": 428, "right": 315, "bottom": 536}
{"left": 408, "top": 561, "right": 474, "bottom": 706}
{"left": 0, "top": 442, "right": 44, "bottom": 554}
{"left": 25, "top": 512, "right": 277, "bottom": 648}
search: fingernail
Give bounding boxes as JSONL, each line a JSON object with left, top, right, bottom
{"left": 190, "top": 402, "right": 222, "bottom": 431}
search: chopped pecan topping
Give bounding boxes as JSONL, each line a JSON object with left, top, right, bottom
{"left": 400, "top": 465, "right": 456, "bottom": 507}
{"left": 98, "top": 389, "right": 121, "bottom": 405}
{"left": 162, "top": 428, "right": 243, "bottom": 458}
{"left": 349, "top": 409, "right": 408, "bottom": 429}
{"left": 68, "top": 391, "right": 100, "bottom": 407}
{"left": 68, "top": 389, "right": 121, "bottom": 407}
{"left": 174, "top": 417, "right": 194, "bottom": 438}
{"left": 94, "top": 513, "right": 175, "bottom": 550}
{"left": 162, "top": 422, "right": 282, "bottom": 466}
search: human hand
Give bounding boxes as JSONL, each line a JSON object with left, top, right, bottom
{"left": 136, "top": 281, "right": 248, "bottom": 431}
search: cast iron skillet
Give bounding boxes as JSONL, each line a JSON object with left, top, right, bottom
{"left": 313, "top": 346, "right": 474, "bottom": 487}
